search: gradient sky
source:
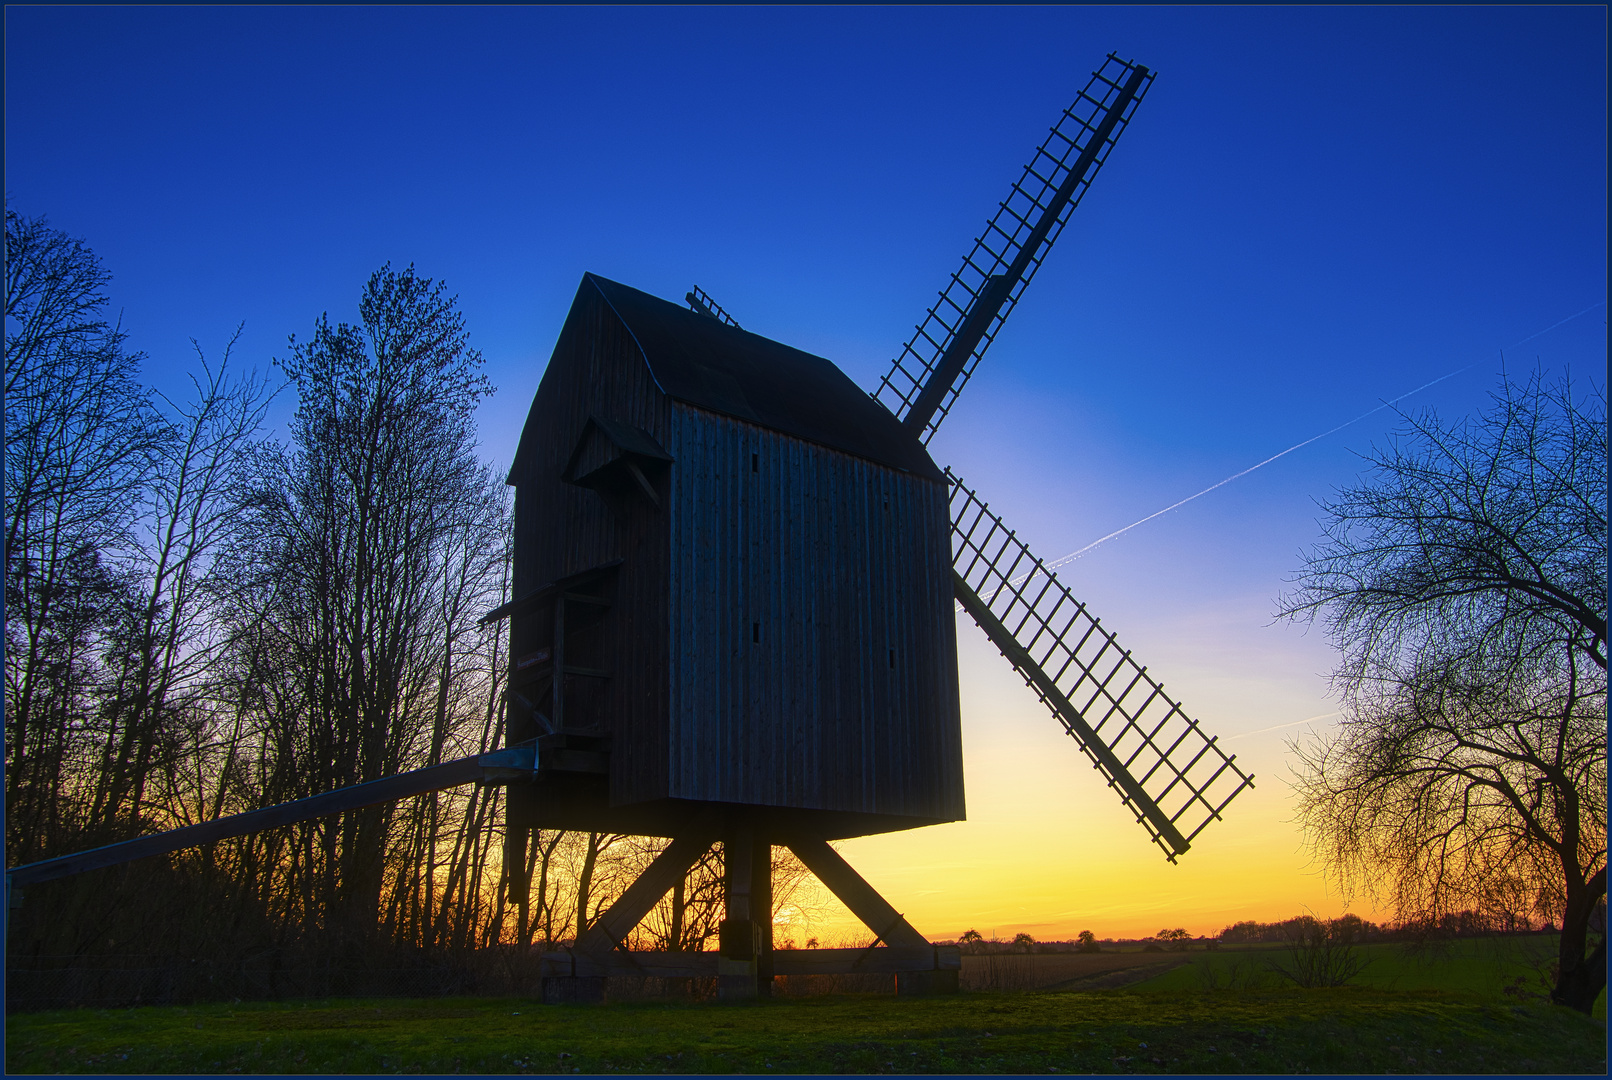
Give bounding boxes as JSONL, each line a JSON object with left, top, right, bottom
{"left": 7, "top": 6, "right": 1606, "bottom": 942}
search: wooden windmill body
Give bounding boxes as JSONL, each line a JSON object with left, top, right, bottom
{"left": 499, "top": 274, "right": 963, "bottom": 841}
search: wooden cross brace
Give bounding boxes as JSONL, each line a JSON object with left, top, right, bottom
{"left": 543, "top": 825, "right": 956, "bottom": 999}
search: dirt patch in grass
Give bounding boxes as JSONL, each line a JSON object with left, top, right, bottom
{"left": 960, "top": 950, "right": 1193, "bottom": 992}
{"left": 1040, "top": 959, "right": 1191, "bottom": 992}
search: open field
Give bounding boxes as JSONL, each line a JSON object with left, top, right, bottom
{"left": 960, "top": 936, "right": 1612, "bottom": 1007}
{"left": 1131, "top": 936, "right": 1607, "bottom": 1007}
{"left": 6, "top": 986, "right": 1605, "bottom": 1075}
{"left": 8, "top": 936, "right": 1603, "bottom": 1074}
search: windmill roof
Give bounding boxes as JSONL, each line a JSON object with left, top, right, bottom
{"left": 585, "top": 273, "right": 944, "bottom": 482}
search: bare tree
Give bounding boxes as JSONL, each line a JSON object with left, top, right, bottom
{"left": 6, "top": 227, "right": 540, "bottom": 985}
{"left": 90, "top": 334, "right": 276, "bottom": 837}
{"left": 4, "top": 208, "right": 164, "bottom": 862}
{"left": 1285, "top": 369, "right": 1605, "bottom": 677}
{"left": 1266, "top": 914, "right": 1370, "bottom": 988}
{"left": 1281, "top": 369, "right": 1607, "bottom": 1013}
{"left": 217, "top": 263, "right": 500, "bottom": 951}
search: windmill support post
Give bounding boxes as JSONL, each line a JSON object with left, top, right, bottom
{"left": 715, "top": 821, "right": 773, "bottom": 1000}
{"left": 536, "top": 822, "right": 959, "bottom": 1003}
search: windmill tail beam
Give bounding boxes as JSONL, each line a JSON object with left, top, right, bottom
{"left": 5, "top": 746, "right": 537, "bottom": 889}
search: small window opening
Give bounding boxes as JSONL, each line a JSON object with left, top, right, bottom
{"left": 752, "top": 622, "right": 760, "bottom": 644}
{"left": 751, "top": 452, "right": 759, "bottom": 473}
{"left": 888, "top": 649, "right": 896, "bottom": 669}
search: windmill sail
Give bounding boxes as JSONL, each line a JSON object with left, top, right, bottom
{"left": 947, "top": 469, "right": 1253, "bottom": 860}
{"left": 876, "top": 54, "right": 1154, "bottom": 443}
{"left": 686, "top": 285, "right": 742, "bottom": 328}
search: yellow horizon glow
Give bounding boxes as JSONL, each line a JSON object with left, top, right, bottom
{"left": 790, "top": 608, "right": 1393, "bottom": 945}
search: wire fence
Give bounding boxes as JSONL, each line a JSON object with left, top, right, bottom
{"left": 5, "top": 952, "right": 541, "bottom": 1013}
{"left": 8, "top": 952, "right": 1159, "bottom": 1010}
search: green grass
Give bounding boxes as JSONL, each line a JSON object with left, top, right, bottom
{"left": 6, "top": 987, "right": 1606, "bottom": 1075}
{"left": 1131, "top": 937, "right": 1608, "bottom": 1018}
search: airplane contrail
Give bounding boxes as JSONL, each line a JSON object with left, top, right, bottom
{"left": 1506, "top": 300, "right": 1605, "bottom": 349}
{"left": 1037, "top": 364, "right": 1473, "bottom": 572}
{"left": 1023, "top": 300, "right": 1608, "bottom": 576}
{"left": 1223, "top": 712, "right": 1341, "bottom": 741}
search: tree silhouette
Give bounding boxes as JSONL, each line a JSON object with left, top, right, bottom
{"left": 1282, "top": 369, "right": 1606, "bottom": 1013}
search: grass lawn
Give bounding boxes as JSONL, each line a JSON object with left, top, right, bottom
{"left": 5, "top": 985, "right": 1606, "bottom": 1075}
{"left": 1131, "top": 936, "right": 1608, "bottom": 1018}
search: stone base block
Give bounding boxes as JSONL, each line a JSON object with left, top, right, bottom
{"left": 717, "top": 956, "right": 758, "bottom": 1000}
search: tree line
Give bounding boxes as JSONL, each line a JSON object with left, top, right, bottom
{"left": 4, "top": 208, "right": 819, "bottom": 987}
{"left": 1215, "top": 909, "right": 1560, "bottom": 946}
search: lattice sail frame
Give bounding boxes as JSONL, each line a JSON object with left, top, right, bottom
{"left": 947, "top": 469, "right": 1254, "bottom": 860}
{"left": 687, "top": 285, "right": 742, "bottom": 328}
{"left": 875, "top": 54, "right": 1155, "bottom": 443}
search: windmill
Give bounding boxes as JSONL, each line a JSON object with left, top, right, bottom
{"left": 7, "top": 52, "right": 1251, "bottom": 1003}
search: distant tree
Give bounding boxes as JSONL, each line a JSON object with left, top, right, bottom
{"left": 1012, "top": 931, "right": 1035, "bottom": 953}
{"left": 1157, "top": 927, "right": 1191, "bottom": 951}
{"left": 1281, "top": 369, "right": 1606, "bottom": 1013}
{"left": 1218, "top": 919, "right": 1264, "bottom": 944}
{"left": 1077, "top": 929, "right": 1100, "bottom": 953}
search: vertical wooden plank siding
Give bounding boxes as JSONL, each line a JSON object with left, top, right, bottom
{"left": 666, "top": 404, "right": 964, "bottom": 820}
{"left": 509, "top": 286, "right": 673, "bottom": 809}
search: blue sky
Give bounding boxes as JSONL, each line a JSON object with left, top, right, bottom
{"left": 8, "top": 5, "right": 1605, "bottom": 935}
